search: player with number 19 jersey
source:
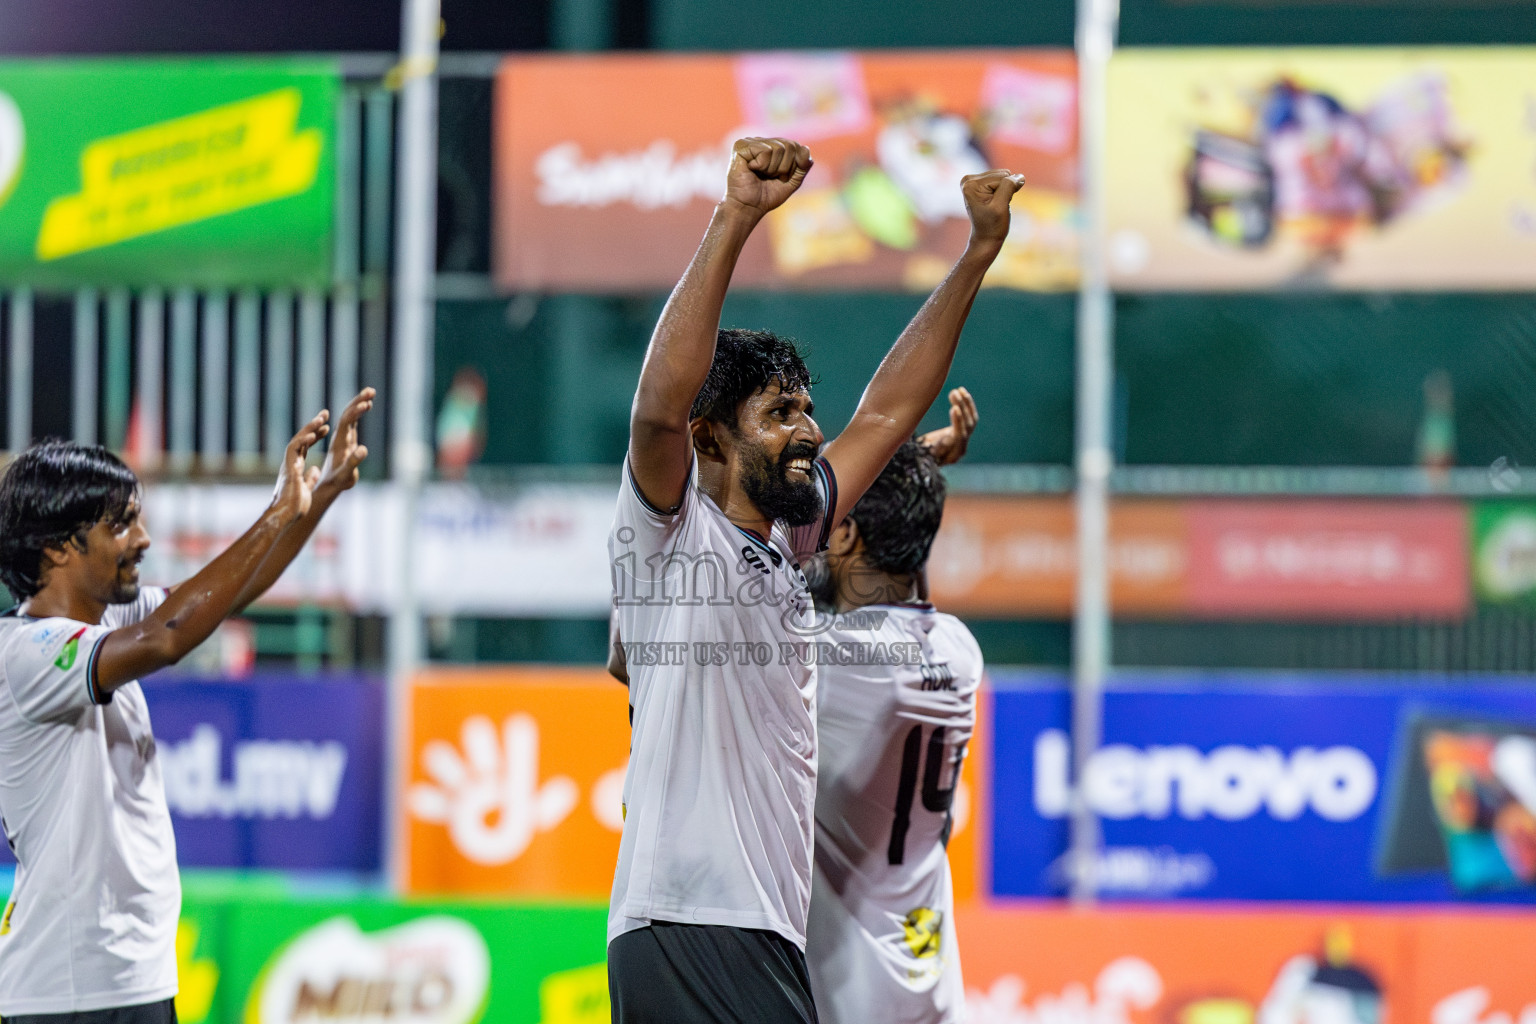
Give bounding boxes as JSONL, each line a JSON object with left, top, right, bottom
{"left": 808, "top": 602, "right": 982, "bottom": 1024}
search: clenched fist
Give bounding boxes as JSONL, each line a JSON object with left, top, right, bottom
{"left": 961, "top": 170, "right": 1027, "bottom": 247}
{"left": 722, "top": 137, "right": 813, "bottom": 218}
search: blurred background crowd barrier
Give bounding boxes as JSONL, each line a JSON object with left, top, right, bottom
{"left": 3, "top": 0, "right": 1536, "bottom": 1019}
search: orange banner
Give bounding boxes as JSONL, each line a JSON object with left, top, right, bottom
{"left": 956, "top": 905, "right": 1536, "bottom": 1024}
{"left": 927, "top": 497, "right": 1188, "bottom": 616}
{"left": 404, "top": 667, "right": 630, "bottom": 897}
{"left": 403, "top": 667, "right": 987, "bottom": 901}
{"left": 495, "top": 51, "right": 1078, "bottom": 292}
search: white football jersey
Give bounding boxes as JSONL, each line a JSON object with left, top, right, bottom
{"left": 608, "top": 456, "right": 838, "bottom": 949}
{"left": 807, "top": 603, "right": 982, "bottom": 1024}
{"left": 0, "top": 587, "right": 180, "bottom": 1016}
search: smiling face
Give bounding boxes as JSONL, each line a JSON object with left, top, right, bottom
{"left": 63, "top": 498, "right": 152, "bottom": 606}
{"left": 727, "top": 382, "right": 825, "bottom": 527}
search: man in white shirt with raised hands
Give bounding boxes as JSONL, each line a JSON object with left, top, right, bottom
{"left": 0, "top": 388, "right": 373, "bottom": 1024}
{"left": 608, "top": 131, "right": 1019, "bottom": 1023}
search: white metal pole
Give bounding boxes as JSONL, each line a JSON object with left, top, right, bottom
{"left": 1071, "top": 0, "right": 1118, "bottom": 904}
{"left": 8, "top": 288, "right": 32, "bottom": 454}
{"left": 387, "top": 0, "right": 441, "bottom": 892}
{"left": 73, "top": 289, "right": 99, "bottom": 446}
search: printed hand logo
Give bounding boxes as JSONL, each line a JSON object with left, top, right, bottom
{"left": 409, "top": 714, "right": 579, "bottom": 865}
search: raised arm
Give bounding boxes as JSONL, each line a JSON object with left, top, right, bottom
{"left": 819, "top": 172, "right": 1020, "bottom": 525}
{"left": 628, "top": 137, "right": 812, "bottom": 512}
{"left": 93, "top": 413, "right": 331, "bottom": 692}
{"left": 230, "top": 387, "right": 374, "bottom": 612}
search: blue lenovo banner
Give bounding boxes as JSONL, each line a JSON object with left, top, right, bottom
{"left": 148, "top": 673, "right": 384, "bottom": 871}
{"left": 992, "top": 673, "right": 1536, "bottom": 902}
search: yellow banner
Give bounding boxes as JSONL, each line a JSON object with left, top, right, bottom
{"left": 1106, "top": 48, "right": 1536, "bottom": 290}
{"left": 36, "top": 87, "right": 321, "bottom": 261}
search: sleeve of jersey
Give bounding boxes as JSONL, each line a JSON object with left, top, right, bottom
{"left": 614, "top": 457, "right": 695, "bottom": 567}
{"left": 787, "top": 456, "right": 839, "bottom": 561}
{"left": 3, "top": 618, "right": 116, "bottom": 722}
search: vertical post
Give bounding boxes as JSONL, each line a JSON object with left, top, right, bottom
{"left": 104, "top": 289, "right": 131, "bottom": 451}
{"left": 332, "top": 86, "right": 362, "bottom": 418}
{"left": 169, "top": 288, "right": 197, "bottom": 473}
{"left": 201, "top": 290, "right": 230, "bottom": 471}
{"left": 1071, "top": 0, "right": 1118, "bottom": 904}
{"left": 387, "top": 0, "right": 442, "bottom": 891}
{"left": 73, "top": 289, "right": 99, "bottom": 445}
{"left": 361, "top": 88, "right": 395, "bottom": 478}
{"left": 8, "top": 288, "right": 32, "bottom": 454}
{"left": 299, "top": 290, "right": 326, "bottom": 420}
{"left": 264, "top": 291, "right": 294, "bottom": 465}
{"left": 137, "top": 289, "right": 165, "bottom": 472}
{"left": 232, "top": 290, "right": 262, "bottom": 472}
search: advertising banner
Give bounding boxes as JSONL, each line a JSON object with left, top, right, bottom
{"left": 414, "top": 483, "right": 618, "bottom": 615}
{"left": 405, "top": 668, "right": 632, "bottom": 897}
{"left": 0, "top": 59, "right": 336, "bottom": 288}
{"left": 927, "top": 497, "right": 1188, "bottom": 617}
{"left": 176, "top": 891, "right": 610, "bottom": 1024}
{"left": 403, "top": 668, "right": 986, "bottom": 900}
{"left": 1470, "top": 502, "right": 1536, "bottom": 608}
{"left": 149, "top": 674, "right": 384, "bottom": 870}
{"left": 136, "top": 485, "right": 1474, "bottom": 621}
{"left": 495, "top": 51, "right": 1079, "bottom": 293}
{"left": 1106, "top": 48, "right": 1536, "bottom": 291}
{"left": 927, "top": 496, "right": 1468, "bottom": 620}
{"left": 165, "top": 892, "right": 1536, "bottom": 1024}
{"left": 1185, "top": 500, "right": 1469, "bottom": 620}
{"left": 957, "top": 905, "right": 1536, "bottom": 1024}
{"left": 140, "top": 483, "right": 391, "bottom": 611}
{"left": 990, "top": 673, "right": 1536, "bottom": 902}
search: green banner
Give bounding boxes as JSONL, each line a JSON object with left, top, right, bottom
{"left": 0, "top": 59, "right": 336, "bottom": 289}
{"left": 178, "top": 888, "right": 610, "bottom": 1024}
{"left": 1471, "top": 502, "right": 1536, "bottom": 607}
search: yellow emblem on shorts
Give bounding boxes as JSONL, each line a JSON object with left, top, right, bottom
{"left": 902, "top": 907, "right": 941, "bottom": 959}
{"left": 1, "top": 898, "right": 14, "bottom": 935}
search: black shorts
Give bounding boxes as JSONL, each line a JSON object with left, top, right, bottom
{"left": 5, "top": 997, "right": 176, "bottom": 1024}
{"left": 608, "top": 922, "right": 818, "bottom": 1024}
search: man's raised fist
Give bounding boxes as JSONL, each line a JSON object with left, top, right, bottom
{"left": 723, "top": 137, "right": 814, "bottom": 217}
{"left": 960, "top": 169, "right": 1027, "bottom": 247}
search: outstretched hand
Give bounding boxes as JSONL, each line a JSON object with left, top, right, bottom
{"left": 317, "top": 387, "right": 375, "bottom": 497}
{"left": 272, "top": 411, "right": 330, "bottom": 524}
{"left": 918, "top": 387, "right": 979, "bottom": 466}
{"left": 723, "top": 137, "right": 813, "bottom": 218}
{"left": 961, "top": 170, "right": 1026, "bottom": 247}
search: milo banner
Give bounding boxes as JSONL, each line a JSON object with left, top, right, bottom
{"left": 174, "top": 891, "right": 610, "bottom": 1024}
{"left": 168, "top": 891, "right": 1536, "bottom": 1024}
{"left": 0, "top": 59, "right": 336, "bottom": 288}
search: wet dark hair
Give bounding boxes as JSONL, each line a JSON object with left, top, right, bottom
{"left": 690, "top": 328, "right": 816, "bottom": 428}
{"left": 848, "top": 439, "right": 947, "bottom": 576}
{"left": 0, "top": 441, "right": 141, "bottom": 599}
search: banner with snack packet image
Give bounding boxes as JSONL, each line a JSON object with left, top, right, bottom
{"left": 495, "top": 50, "right": 1078, "bottom": 292}
{"left": 1106, "top": 48, "right": 1536, "bottom": 290}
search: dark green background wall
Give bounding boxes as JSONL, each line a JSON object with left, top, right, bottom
{"left": 437, "top": 292, "right": 1536, "bottom": 469}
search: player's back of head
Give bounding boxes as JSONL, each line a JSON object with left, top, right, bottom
{"left": 848, "top": 439, "right": 947, "bottom": 576}
{"left": 690, "top": 328, "right": 816, "bottom": 430}
{"left": 0, "top": 440, "right": 140, "bottom": 599}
